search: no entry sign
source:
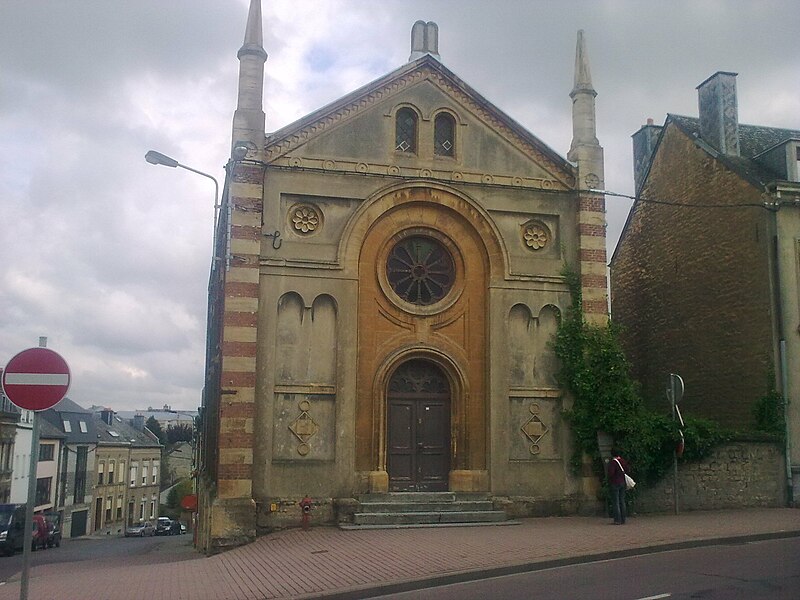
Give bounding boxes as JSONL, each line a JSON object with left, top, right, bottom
{"left": 2, "top": 347, "right": 71, "bottom": 411}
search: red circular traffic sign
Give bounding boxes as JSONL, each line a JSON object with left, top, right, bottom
{"left": 2, "top": 347, "right": 71, "bottom": 411}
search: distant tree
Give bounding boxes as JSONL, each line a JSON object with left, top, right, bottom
{"left": 166, "top": 423, "right": 193, "bottom": 444}
{"left": 146, "top": 416, "right": 166, "bottom": 444}
{"left": 166, "top": 479, "right": 193, "bottom": 509}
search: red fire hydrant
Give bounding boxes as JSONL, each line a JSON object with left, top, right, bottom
{"left": 299, "top": 495, "right": 313, "bottom": 530}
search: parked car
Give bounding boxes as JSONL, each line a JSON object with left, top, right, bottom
{"left": 169, "top": 519, "right": 181, "bottom": 535}
{"left": 43, "top": 512, "right": 61, "bottom": 548}
{"left": 0, "top": 504, "right": 25, "bottom": 556}
{"left": 155, "top": 517, "right": 172, "bottom": 536}
{"left": 125, "top": 521, "right": 155, "bottom": 537}
{"left": 31, "top": 515, "right": 48, "bottom": 551}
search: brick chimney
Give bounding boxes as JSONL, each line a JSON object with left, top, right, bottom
{"left": 632, "top": 117, "right": 663, "bottom": 193}
{"left": 697, "top": 71, "right": 740, "bottom": 156}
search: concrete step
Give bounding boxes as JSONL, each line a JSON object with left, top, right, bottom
{"left": 357, "top": 492, "right": 491, "bottom": 503}
{"left": 352, "top": 510, "right": 508, "bottom": 526}
{"left": 358, "top": 500, "right": 495, "bottom": 513}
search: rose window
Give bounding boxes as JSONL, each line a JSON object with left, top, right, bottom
{"left": 386, "top": 236, "right": 455, "bottom": 306}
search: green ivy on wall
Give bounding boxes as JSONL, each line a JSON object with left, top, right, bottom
{"left": 553, "top": 267, "right": 729, "bottom": 488}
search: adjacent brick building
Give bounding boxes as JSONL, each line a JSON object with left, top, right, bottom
{"left": 610, "top": 71, "right": 800, "bottom": 501}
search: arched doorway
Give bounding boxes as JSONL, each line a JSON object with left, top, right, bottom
{"left": 387, "top": 359, "right": 451, "bottom": 492}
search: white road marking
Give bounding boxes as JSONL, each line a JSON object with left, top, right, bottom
{"left": 637, "top": 594, "right": 671, "bottom": 600}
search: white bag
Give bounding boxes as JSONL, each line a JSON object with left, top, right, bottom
{"left": 614, "top": 457, "right": 635, "bottom": 490}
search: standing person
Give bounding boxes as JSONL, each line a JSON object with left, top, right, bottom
{"left": 607, "top": 448, "right": 630, "bottom": 525}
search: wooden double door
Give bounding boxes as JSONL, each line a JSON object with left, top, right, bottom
{"left": 387, "top": 359, "right": 451, "bottom": 492}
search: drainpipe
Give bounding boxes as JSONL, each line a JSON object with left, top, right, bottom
{"left": 769, "top": 187, "right": 794, "bottom": 505}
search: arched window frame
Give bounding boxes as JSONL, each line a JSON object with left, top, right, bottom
{"left": 433, "top": 111, "right": 456, "bottom": 157}
{"left": 395, "top": 107, "right": 418, "bottom": 154}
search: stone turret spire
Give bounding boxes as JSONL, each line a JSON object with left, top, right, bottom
{"left": 232, "top": 0, "right": 267, "bottom": 152}
{"left": 568, "top": 30, "right": 601, "bottom": 162}
{"left": 567, "top": 30, "right": 607, "bottom": 326}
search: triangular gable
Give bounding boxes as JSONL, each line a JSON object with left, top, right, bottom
{"left": 265, "top": 55, "right": 576, "bottom": 190}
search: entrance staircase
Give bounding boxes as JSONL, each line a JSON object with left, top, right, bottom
{"left": 341, "top": 492, "right": 512, "bottom": 529}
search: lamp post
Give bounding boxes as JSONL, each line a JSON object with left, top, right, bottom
{"left": 144, "top": 150, "right": 220, "bottom": 253}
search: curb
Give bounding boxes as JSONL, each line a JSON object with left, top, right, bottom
{"left": 304, "top": 529, "right": 800, "bottom": 600}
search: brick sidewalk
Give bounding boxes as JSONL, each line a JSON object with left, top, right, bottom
{"left": 2, "top": 508, "right": 798, "bottom": 600}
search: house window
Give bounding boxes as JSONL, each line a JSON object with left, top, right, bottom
{"left": 98, "top": 462, "right": 105, "bottom": 485}
{"left": 35, "top": 477, "right": 52, "bottom": 506}
{"left": 105, "top": 497, "right": 112, "bottom": 522}
{"left": 39, "top": 443, "right": 55, "bottom": 462}
{"left": 142, "top": 465, "right": 148, "bottom": 486}
{"left": 79, "top": 420, "right": 87, "bottom": 433}
{"left": 108, "top": 461, "right": 115, "bottom": 484}
{"left": 130, "top": 465, "right": 138, "bottom": 487}
{"left": 152, "top": 465, "right": 158, "bottom": 485}
{"left": 62, "top": 420, "right": 71, "bottom": 433}
{"left": 395, "top": 108, "right": 417, "bottom": 153}
{"left": 116, "top": 495, "right": 123, "bottom": 521}
{"left": 434, "top": 113, "right": 455, "bottom": 156}
{"left": 139, "top": 501, "right": 145, "bottom": 520}
{"left": 74, "top": 447, "right": 88, "bottom": 504}
{"left": 149, "top": 499, "right": 155, "bottom": 519}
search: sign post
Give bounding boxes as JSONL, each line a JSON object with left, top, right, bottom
{"left": 2, "top": 340, "right": 70, "bottom": 600}
{"left": 666, "top": 373, "right": 684, "bottom": 515}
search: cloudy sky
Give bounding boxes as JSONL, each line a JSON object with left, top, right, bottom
{"left": 1, "top": 0, "right": 797, "bottom": 413}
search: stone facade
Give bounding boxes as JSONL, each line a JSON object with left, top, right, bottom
{"left": 197, "top": 2, "right": 608, "bottom": 553}
{"left": 634, "top": 442, "right": 786, "bottom": 513}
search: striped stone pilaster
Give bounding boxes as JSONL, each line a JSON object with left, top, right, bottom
{"left": 578, "top": 193, "right": 608, "bottom": 325}
{"left": 217, "top": 163, "right": 263, "bottom": 500}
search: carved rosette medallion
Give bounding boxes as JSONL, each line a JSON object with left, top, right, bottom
{"left": 290, "top": 204, "right": 321, "bottom": 235}
{"left": 288, "top": 400, "right": 319, "bottom": 456}
{"left": 521, "top": 403, "right": 549, "bottom": 455}
{"left": 522, "top": 221, "right": 549, "bottom": 251}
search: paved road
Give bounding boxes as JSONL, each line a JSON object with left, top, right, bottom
{"left": 0, "top": 532, "right": 193, "bottom": 584}
{"left": 372, "top": 537, "right": 800, "bottom": 599}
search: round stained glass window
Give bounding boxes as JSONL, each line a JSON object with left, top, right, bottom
{"left": 386, "top": 236, "right": 455, "bottom": 306}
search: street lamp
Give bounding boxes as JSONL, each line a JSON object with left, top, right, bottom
{"left": 144, "top": 150, "right": 221, "bottom": 251}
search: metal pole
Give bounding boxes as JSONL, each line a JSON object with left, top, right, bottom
{"left": 20, "top": 411, "right": 41, "bottom": 600}
{"left": 20, "top": 336, "right": 47, "bottom": 600}
{"left": 670, "top": 389, "right": 679, "bottom": 515}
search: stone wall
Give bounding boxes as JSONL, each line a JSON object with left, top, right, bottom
{"left": 634, "top": 442, "right": 787, "bottom": 513}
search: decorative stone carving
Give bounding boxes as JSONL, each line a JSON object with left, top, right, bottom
{"left": 290, "top": 204, "right": 321, "bottom": 235}
{"left": 288, "top": 399, "right": 319, "bottom": 456}
{"left": 522, "top": 221, "right": 549, "bottom": 250}
{"left": 584, "top": 173, "right": 600, "bottom": 188}
{"left": 521, "top": 403, "right": 549, "bottom": 455}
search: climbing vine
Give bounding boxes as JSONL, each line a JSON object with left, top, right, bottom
{"left": 553, "top": 267, "right": 728, "bottom": 488}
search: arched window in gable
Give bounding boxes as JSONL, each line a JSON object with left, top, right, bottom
{"left": 434, "top": 112, "right": 455, "bottom": 157}
{"left": 395, "top": 108, "right": 417, "bottom": 153}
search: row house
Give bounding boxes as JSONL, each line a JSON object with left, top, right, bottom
{"left": 40, "top": 398, "right": 97, "bottom": 538}
{"left": 0, "top": 390, "right": 19, "bottom": 504}
{"left": 93, "top": 409, "right": 161, "bottom": 535}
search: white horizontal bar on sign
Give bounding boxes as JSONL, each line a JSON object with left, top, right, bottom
{"left": 4, "top": 373, "right": 69, "bottom": 386}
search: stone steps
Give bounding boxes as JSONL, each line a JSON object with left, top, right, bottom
{"left": 342, "top": 492, "right": 513, "bottom": 530}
